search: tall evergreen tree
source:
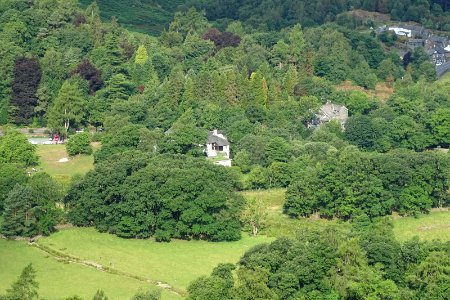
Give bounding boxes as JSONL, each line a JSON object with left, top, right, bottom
{"left": 0, "top": 264, "right": 39, "bottom": 300}
{"left": 1, "top": 184, "right": 35, "bottom": 238}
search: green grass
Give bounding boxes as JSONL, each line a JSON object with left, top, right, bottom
{"left": 0, "top": 239, "right": 179, "bottom": 300}
{"left": 241, "top": 189, "right": 450, "bottom": 242}
{"left": 79, "top": 0, "right": 186, "bottom": 35}
{"left": 38, "top": 228, "right": 272, "bottom": 292}
{"left": 393, "top": 209, "right": 450, "bottom": 243}
{"left": 241, "top": 189, "right": 345, "bottom": 237}
{"left": 36, "top": 144, "right": 94, "bottom": 184}
{"left": 2, "top": 188, "right": 449, "bottom": 299}
{"left": 438, "top": 71, "right": 450, "bottom": 83}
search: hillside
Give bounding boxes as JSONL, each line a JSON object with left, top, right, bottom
{"left": 79, "top": 0, "right": 186, "bottom": 35}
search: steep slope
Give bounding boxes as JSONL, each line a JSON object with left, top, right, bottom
{"left": 79, "top": 0, "right": 186, "bottom": 35}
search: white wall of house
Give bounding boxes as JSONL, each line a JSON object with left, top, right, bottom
{"left": 206, "top": 144, "right": 230, "bottom": 159}
{"left": 389, "top": 27, "right": 412, "bottom": 38}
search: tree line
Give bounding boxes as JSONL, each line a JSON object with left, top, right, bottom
{"left": 187, "top": 218, "right": 450, "bottom": 300}
{"left": 188, "top": 0, "right": 450, "bottom": 31}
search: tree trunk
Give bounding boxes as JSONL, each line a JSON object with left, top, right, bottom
{"left": 252, "top": 223, "right": 258, "bottom": 236}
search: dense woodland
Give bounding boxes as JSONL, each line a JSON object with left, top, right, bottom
{"left": 188, "top": 0, "right": 450, "bottom": 31}
{"left": 188, "top": 218, "right": 450, "bottom": 300}
{"left": 1, "top": 0, "right": 450, "bottom": 298}
{"left": 1, "top": 0, "right": 450, "bottom": 236}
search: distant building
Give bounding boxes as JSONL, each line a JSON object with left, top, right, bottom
{"left": 402, "top": 24, "right": 428, "bottom": 38}
{"left": 407, "top": 39, "right": 425, "bottom": 49}
{"left": 205, "top": 130, "right": 232, "bottom": 167}
{"left": 388, "top": 26, "right": 412, "bottom": 38}
{"left": 308, "top": 101, "right": 348, "bottom": 129}
{"left": 428, "top": 46, "right": 449, "bottom": 65}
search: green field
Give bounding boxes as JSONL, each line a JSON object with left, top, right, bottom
{"left": 0, "top": 239, "right": 177, "bottom": 300}
{"left": 36, "top": 144, "right": 94, "bottom": 184}
{"left": 38, "top": 228, "right": 272, "bottom": 292}
{"left": 79, "top": 0, "right": 186, "bottom": 35}
{"left": 242, "top": 189, "right": 344, "bottom": 237}
{"left": 0, "top": 230, "right": 271, "bottom": 299}
{"left": 242, "top": 189, "right": 450, "bottom": 242}
{"left": 393, "top": 209, "right": 450, "bottom": 242}
{"left": 2, "top": 188, "right": 449, "bottom": 299}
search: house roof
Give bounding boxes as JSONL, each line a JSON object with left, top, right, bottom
{"left": 428, "top": 46, "right": 447, "bottom": 55}
{"left": 317, "top": 102, "right": 348, "bottom": 122}
{"left": 207, "top": 131, "right": 229, "bottom": 146}
{"left": 408, "top": 39, "right": 424, "bottom": 43}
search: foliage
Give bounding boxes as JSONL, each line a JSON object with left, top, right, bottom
{"left": 11, "top": 57, "right": 42, "bottom": 125}
{"left": 284, "top": 147, "right": 450, "bottom": 219}
{"left": 66, "top": 154, "right": 244, "bottom": 241}
{"left": 0, "top": 163, "right": 27, "bottom": 211}
{"left": 1, "top": 172, "right": 62, "bottom": 238}
{"left": 240, "top": 197, "right": 268, "bottom": 236}
{"left": 130, "top": 289, "right": 161, "bottom": 300}
{"left": 72, "top": 60, "right": 103, "bottom": 94}
{"left": 47, "top": 78, "right": 87, "bottom": 137}
{"left": 66, "top": 132, "right": 92, "bottom": 156}
{"left": 0, "top": 130, "right": 38, "bottom": 166}
{"left": 0, "top": 264, "right": 39, "bottom": 300}
{"left": 188, "top": 222, "right": 450, "bottom": 299}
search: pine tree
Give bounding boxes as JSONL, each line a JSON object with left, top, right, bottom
{"left": 249, "top": 71, "right": 267, "bottom": 108}
{"left": 283, "top": 66, "right": 298, "bottom": 98}
{"left": 1, "top": 184, "right": 36, "bottom": 238}
{"left": 2, "top": 264, "right": 39, "bottom": 300}
{"left": 288, "top": 24, "right": 305, "bottom": 66}
{"left": 135, "top": 45, "right": 149, "bottom": 65}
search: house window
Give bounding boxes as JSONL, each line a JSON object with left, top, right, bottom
{"left": 219, "top": 146, "right": 223, "bottom": 151}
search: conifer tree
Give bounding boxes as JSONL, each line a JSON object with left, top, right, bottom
{"left": 288, "top": 24, "right": 305, "bottom": 66}
{"left": 1, "top": 264, "right": 39, "bottom": 300}
{"left": 135, "top": 45, "right": 149, "bottom": 65}
{"left": 1, "top": 184, "right": 35, "bottom": 237}
{"left": 283, "top": 66, "right": 298, "bottom": 98}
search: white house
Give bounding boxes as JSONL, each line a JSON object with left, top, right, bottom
{"left": 388, "top": 26, "right": 412, "bottom": 38}
{"left": 206, "top": 130, "right": 232, "bottom": 167}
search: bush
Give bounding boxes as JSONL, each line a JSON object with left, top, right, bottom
{"left": 91, "top": 132, "right": 103, "bottom": 142}
{"left": 66, "top": 132, "right": 92, "bottom": 156}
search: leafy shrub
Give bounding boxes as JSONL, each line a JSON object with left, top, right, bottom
{"left": 66, "top": 132, "right": 92, "bottom": 156}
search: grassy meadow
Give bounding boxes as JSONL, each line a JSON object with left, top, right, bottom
{"left": 242, "top": 189, "right": 450, "bottom": 242}
{"left": 242, "top": 189, "right": 345, "bottom": 237}
{"left": 38, "top": 229, "right": 272, "bottom": 292}
{"left": 36, "top": 144, "right": 94, "bottom": 185}
{"left": 393, "top": 209, "right": 450, "bottom": 242}
{"left": 0, "top": 239, "right": 179, "bottom": 300}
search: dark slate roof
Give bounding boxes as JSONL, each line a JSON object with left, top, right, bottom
{"left": 207, "top": 131, "right": 229, "bottom": 146}
{"left": 433, "top": 46, "right": 447, "bottom": 55}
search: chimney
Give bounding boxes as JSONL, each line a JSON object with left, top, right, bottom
{"left": 213, "top": 129, "right": 218, "bottom": 135}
